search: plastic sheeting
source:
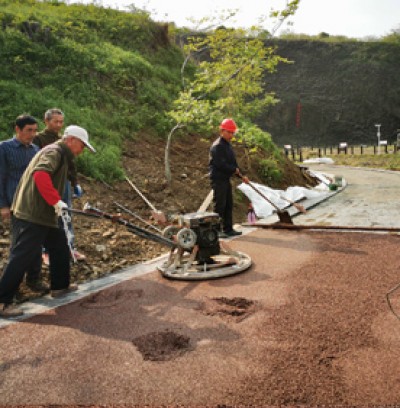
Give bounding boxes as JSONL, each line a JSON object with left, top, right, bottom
{"left": 303, "top": 157, "right": 335, "bottom": 164}
{"left": 237, "top": 179, "right": 328, "bottom": 218}
{"left": 307, "top": 170, "right": 337, "bottom": 191}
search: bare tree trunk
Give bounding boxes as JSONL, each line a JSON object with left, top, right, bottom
{"left": 165, "top": 123, "right": 184, "bottom": 183}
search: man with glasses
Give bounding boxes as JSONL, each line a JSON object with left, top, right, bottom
{"left": 209, "top": 118, "right": 249, "bottom": 238}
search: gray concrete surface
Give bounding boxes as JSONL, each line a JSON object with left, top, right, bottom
{"left": 295, "top": 164, "right": 400, "bottom": 227}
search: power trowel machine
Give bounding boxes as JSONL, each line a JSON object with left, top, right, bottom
{"left": 67, "top": 202, "right": 252, "bottom": 281}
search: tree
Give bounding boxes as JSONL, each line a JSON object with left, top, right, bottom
{"left": 164, "top": 0, "right": 300, "bottom": 182}
{"left": 382, "top": 26, "right": 400, "bottom": 43}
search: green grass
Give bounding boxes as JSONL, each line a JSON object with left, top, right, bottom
{"left": 298, "top": 146, "right": 400, "bottom": 171}
{"left": 0, "top": 0, "right": 184, "bottom": 182}
{"left": 328, "top": 154, "right": 400, "bottom": 171}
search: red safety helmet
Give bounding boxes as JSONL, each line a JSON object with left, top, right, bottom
{"left": 219, "top": 118, "right": 238, "bottom": 133}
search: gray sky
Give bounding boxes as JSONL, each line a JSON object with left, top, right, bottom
{"left": 70, "top": 0, "right": 399, "bottom": 39}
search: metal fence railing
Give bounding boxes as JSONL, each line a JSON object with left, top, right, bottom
{"left": 283, "top": 144, "right": 399, "bottom": 161}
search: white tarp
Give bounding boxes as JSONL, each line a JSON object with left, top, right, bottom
{"left": 237, "top": 178, "right": 329, "bottom": 218}
{"left": 303, "top": 157, "right": 335, "bottom": 164}
{"left": 306, "top": 170, "right": 339, "bottom": 191}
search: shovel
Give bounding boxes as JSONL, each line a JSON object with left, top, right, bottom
{"left": 238, "top": 174, "right": 294, "bottom": 224}
{"left": 125, "top": 176, "right": 167, "bottom": 224}
{"left": 274, "top": 192, "right": 307, "bottom": 214}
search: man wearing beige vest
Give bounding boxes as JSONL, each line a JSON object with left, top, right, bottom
{"left": 0, "top": 125, "right": 95, "bottom": 318}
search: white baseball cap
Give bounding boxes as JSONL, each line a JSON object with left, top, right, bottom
{"left": 63, "top": 125, "right": 96, "bottom": 153}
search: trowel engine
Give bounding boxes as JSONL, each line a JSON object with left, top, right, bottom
{"left": 179, "top": 212, "right": 221, "bottom": 263}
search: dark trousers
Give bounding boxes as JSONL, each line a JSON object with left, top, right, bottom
{"left": 0, "top": 217, "right": 71, "bottom": 304}
{"left": 10, "top": 217, "right": 42, "bottom": 283}
{"left": 211, "top": 179, "right": 233, "bottom": 232}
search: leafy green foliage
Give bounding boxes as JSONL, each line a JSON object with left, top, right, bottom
{"left": 77, "top": 144, "right": 124, "bottom": 181}
{"left": 170, "top": 27, "right": 288, "bottom": 130}
{"left": 235, "top": 121, "right": 278, "bottom": 153}
{"left": 0, "top": 0, "right": 183, "bottom": 181}
{"left": 382, "top": 27, "right": 400, "bottom": 44}
{"left": 164, "top": 1, "right": 300, "bottom": 182}
{"left": 279, "top": 32, "right": 360, "bottom": 42}
{"left": 236, "top": 122, "right": 284, "bottom": 184}
{"left": 258, "top": 157, "right": 283, "bottom": 184}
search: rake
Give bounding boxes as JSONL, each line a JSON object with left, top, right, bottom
{"left": 239, "top": 175, "right": 306, "bottom": 224}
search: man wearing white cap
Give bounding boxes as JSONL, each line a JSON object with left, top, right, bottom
{"left": 0, "top": 125, "right": 95, "bottom": 318}
{"left": 34, "top": 108, "right": 87, "bottom": 264}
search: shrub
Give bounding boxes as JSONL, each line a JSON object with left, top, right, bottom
{"left": 77, "top": 144, "right": 124, "bottom": 182}
{"left": 258, "top": 158, "right": 283, "bottom": 184}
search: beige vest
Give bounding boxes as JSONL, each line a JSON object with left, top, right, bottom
{"left": 12, "top": 142, "right": 70, "bottom": 228}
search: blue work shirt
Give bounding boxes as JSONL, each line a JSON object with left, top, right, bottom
{"left": 0, "top": 137, "right": 39, "bottom": 208}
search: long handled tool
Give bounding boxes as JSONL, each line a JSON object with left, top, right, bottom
{"left": 273, "top": 192, "right": 307, "bottom": 214}
{"left": 198, "top": 190, "right": 214, "bottom": 212}
{"left": 238, "top": 174, "right": 306, "bottom": 214}
{"left": 70, "top": 203, "right": 175, "bottom": 248}
{"left": 114, "top": 201, "right": 162, "bottom": 233}
{"left": 238, "top": 175, "right": 293, "bottom": 224}
{"left": 125, "top": 176, "right": 157, "bottom": 211}
{"left": 125, "top": 175, "right": 166, "bottom": 224}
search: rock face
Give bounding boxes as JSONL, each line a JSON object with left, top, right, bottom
{"left": 259, "top": 39, "right": 400, "bottom": 148}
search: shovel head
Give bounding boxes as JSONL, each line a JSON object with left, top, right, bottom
{"left": 277, "top": 210, "right": 293, "bottom": 224}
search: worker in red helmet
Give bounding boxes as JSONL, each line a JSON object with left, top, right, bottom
{"left": 209, "top": 118, "right": 249, "bottom": 238}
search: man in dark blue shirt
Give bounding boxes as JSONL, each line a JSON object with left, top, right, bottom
{"left": 0, "top": 114, "right": 48, "bottom": 295}
{"left": 209, "top": 118, "right": 249, "bottom": 237}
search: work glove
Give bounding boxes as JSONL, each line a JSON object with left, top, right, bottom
{"left": 53, "top": 200, "right": 68, "bottom": 216}
{"left": 73, "top": 184, "right": 83, "bottom": 198}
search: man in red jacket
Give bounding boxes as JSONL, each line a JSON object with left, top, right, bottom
{"left": 0, "top": 125, "right": 95, "bottom": 318}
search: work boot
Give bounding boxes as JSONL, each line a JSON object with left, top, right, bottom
{"left": 218, "top": 231, "right": 229, "bottom": 238}
{"left": 225, "top": 229, "right": 242, "bottom": 237}
{"left": 50, "top": 283, "right": 79, "bottom": 299}
{"left": 26, "top": 279, "right": 50, "bottom": 294}
{"left": 0, "top": 303, "right": 24, "bottom": 318}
